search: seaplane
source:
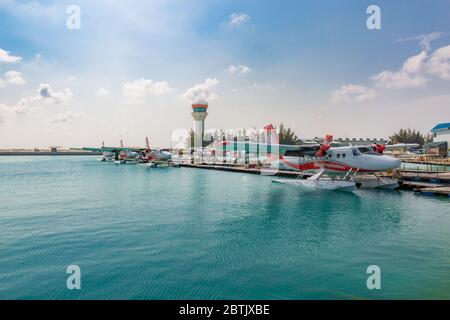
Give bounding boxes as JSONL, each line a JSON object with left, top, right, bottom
{"left": 212, "top": 126, "right": 401, "bottom": 191}
{"left": 78, "top": 137, "right": 172, "bottom": 166}
{"left": 270, "top": 134, "right": 401, "bottom": 191}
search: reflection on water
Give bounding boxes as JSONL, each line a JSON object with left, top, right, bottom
{"left": 0, "top": 156, "right": 449, "bottom": 299}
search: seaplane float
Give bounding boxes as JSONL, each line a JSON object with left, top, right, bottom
{"left": 272, "top": 168, "right": 358, "bottom": 191}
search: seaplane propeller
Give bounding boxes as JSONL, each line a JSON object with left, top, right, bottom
{"left": 314, "top": 135, "right": 333, "bottom": 157}
{"left": 371, "top": 139, "right": 391, "bottom": 154}
{"left": 373, "top": 143, "right": 385, "bottom": 154}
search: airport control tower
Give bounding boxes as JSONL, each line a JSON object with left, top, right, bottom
{"left": 191, "top": 102, "right": 208, "bottom": 148}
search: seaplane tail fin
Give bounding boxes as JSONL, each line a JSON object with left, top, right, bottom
{"left": 145, "top": 137, "right": 150, "bottom": 150}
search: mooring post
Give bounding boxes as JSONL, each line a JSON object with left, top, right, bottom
{"left": 222, "top": 135, "right": 226, "bottom": 165}
{"left": 245, "top": 137, "right": 249, "bottom": 165}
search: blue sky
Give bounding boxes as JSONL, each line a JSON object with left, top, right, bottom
{"left": 0, "top": 0, "right": 450, "bottom": 147}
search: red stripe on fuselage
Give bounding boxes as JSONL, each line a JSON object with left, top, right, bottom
{"left": 278, "top": 156, "right": 374, "bottom": 173}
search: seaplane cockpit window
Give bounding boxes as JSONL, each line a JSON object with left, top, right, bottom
{"left": 357, "top": 147, "right": 380, "bottom": 155}
{"left": 352, "top": 149, "right": 359, "bottom": 156}
{"left": 284, "top": 150, "right": 304, "bottom": 157}
{"left": 357, "top": 147, "right": 372, "bottom": 154}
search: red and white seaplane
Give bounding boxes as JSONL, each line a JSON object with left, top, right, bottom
{"left": 213, "top": 126, "right": 401, "bottom": 191}
{"left": 270, "top": 134, "right": 401, "bottom": 191}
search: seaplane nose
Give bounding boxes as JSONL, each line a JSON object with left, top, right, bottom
{"left": 386, "top": 157, "right": 401, "bottom": 170}
{"left": 393, "top": 158, "right": 401, "bottom": 169}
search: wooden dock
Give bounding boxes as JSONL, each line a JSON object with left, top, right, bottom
{"left": 400, "top": 157, "right": 450, "bottom": 166}
{"left": 180, "top": 163, "right": 450, "bottom": 196}
{"left": 414, "top": 186, "right": 450, "bottom": 197}
{"left": 399, "top": 170, "right": 450, "bottom": 183}
{"left": 0, "top": 151, "right": 101, "bottom": 156}
{"left": 179, "top": 163, "right": 309, "bottom": 178}
{"left": 396, "top": 170, "right": 450, "bottom": 196}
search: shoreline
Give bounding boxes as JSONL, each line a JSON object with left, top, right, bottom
{"left": 0, "top": 151, "right": 101, "bottom": 156}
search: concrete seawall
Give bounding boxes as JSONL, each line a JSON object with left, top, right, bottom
{"left": 0, "top": 151, "right": 101, "bottom": 156}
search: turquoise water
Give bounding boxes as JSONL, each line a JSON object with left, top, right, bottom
{"left": 0, "top": 156, "right": 449, "bottom": 300}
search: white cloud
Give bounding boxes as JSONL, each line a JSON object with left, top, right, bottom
{"left": 0, "top": 83, "right": 74, "bottom": 124}
{"left": 36, "top": 83, "right": 73, "bottom": 104}
{"left": 10, "top": 98, "right": 32, "bottom": 114}
{"left": 398, "top": 32, "right": 443, "bottom": 52}
{"left": 227, "top": 64, "right": 251, "bottom": 75}
{"left": 2, "top": 71, "right": 26, "bottom": 86}
{"left": 372, "top": 46, "right": 450, "bottom": 88}
{"left": 96, "top": 88, "right": 110, "bottom": 97}
{"left": 228, "top": 12, "right": 250, "bottom": 27}
{"left": 426, "top": 45, "right": 450, "bottom": 80}
{"left": 372, "top": 71, "right": 428, "bottom": 89}
{"left": 372, "top": 51, "right": 428, "bottom": 89}
{"left": 0, "top": 48, "right": 22, "bottom": 63}
{"left": 0, "top": 71, "right": 26, "bottom": 88}
{"left": 50, "top": 111, "right": 87, "bottom": 123}
{"left": 252, "top": 82, "right": 273, "bottom": 90}
{"left": 403, "top": 50, "right": 428, "bottom": 74}
{"left": 418, "top": 32, "right": 442, "bottom": 51}
{"left": 183, "top": 78, "right": 219, "bottom": 103}
{"left": 122, "top": 79, "right": 174, "bottom": 98}
{"left": 331, "top": 43, "right": 450, "bottom": 102}
{"left": 0, "top": 98, "right": 35, "bottom": 120}
{"left": 331, "top": 84, "right": 377, "bottom": 103}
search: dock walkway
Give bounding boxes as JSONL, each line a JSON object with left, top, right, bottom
{"left": 179, "top": 163, "right": 308, "bottom": 178}
{"left": 414, "top": 186, "right": 450, "bottom": 197}
{"left": 180, "top": 163, "right": 450, "bottom": 196}
{"left": 399, "top": 170, "right": 450, "bottom": 183}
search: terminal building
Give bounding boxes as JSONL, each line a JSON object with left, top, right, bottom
{"left": 425, "top": 122, "right": 450, "bottom": 157}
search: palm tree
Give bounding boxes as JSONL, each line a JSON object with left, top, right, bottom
{"left": 389, "top": 128, "right": 433, "bottom": 146}
{"left": 278, "top": 123, "right": 300, "bottom": 145}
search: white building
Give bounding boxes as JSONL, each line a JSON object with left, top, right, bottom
{"left": 191, "top": 102, "right": 208, "bottom": 148}
{"left": 430, "top": 122, "right": 450, "bottom": 157}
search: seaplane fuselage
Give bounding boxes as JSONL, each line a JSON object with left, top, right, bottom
{"left": 274, "top": 145, "right": 401, "bottom": 173}
{"left": 143, "top": 149, "right": 172, "bottom": 162}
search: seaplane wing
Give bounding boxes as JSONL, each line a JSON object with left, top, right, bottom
{"left": 213, "top": 140, "right": 316, "bottom": 155}
{"left": 79, "top": 146, "right": 138, "bottom": 153}
{"left": 384, "top": 143, "right": 420, "bottom": 150}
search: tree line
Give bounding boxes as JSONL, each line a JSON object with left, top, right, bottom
{"left": 187, "top": 124, "right": 434, "bottom": 147}
{"left": 279, "top": 124, "right": 433, "bottom": 146}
